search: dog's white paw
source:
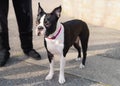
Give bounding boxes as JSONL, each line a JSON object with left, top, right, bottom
{"left": 45, "top": 73, "right": 54, "bottom": 80}
{"left": 75, "top": 58, "right": 81, "bottom": 61}
{"left": 59, "top": 75, "right": 66, "bottom": 84}
{"left": 79, "top": 63, "right": 85, "bottom": 69}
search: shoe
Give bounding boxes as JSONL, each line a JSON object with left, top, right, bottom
{"left": 0, "top": 50, "right": 10, "bottom": 67}
{"left": 24, "top": 49, "right": 41, "bottom": 60}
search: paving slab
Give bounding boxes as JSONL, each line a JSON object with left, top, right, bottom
{"left": 0, "top": 58, "right": 104, "bottom": 86}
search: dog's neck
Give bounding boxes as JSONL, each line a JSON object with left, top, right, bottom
{"left": 47, "top": 21, "right": 62, "bottom": 39}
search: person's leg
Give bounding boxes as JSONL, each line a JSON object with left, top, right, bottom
{"left": 0, "top": 0, "right": 10, "bottom": 67}
{"left": 12, "top": 0, "right": 41, "bottom": 60}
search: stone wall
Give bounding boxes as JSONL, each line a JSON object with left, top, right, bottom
{"left": 62, "top": 0, "right": 120, "bottom": 29}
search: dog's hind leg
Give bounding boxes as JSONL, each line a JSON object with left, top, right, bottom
{"left": 80, "top": 33, "right": 89, "bottom": 69}
{"left": 74, "top": 36, "right": 81, "bottom": 61}
{"left": 45, "top": 51, "right": 54, "bottom": 80}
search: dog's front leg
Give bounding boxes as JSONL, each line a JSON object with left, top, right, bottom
{"left": 45, "top": 59, "right": 54, "bottom": 80}
{"left": 59, "top": 55, "right": 66, "bottom": 84}
{"left": 45, "top": 51, "right": 54, "bottom": 80}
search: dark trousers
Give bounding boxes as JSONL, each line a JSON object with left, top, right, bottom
{"left": 0, "top": 0, "right": 33, "bottom": 51}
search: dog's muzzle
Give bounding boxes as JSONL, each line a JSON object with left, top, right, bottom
{"left": 36, "top": 26, "right": 44, "bottom": 36}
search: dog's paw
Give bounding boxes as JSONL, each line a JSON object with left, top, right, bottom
{"left": 45, "top": 73, "right": 54, "bottom": 80}
{"left": 75, "top": 58, "right": 81, "bottom": 61}
{"left": 79, "top": 63, "right": 85, "bottom": 69}
{"left": 59, "top": 75, "right": 66, "bottom": 84}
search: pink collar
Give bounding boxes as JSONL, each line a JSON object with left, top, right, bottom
{"left": 47, "top": 26, "right": 62, "bottom": 39}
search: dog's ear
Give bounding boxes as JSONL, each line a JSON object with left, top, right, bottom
{"left": 38, "top": 2, "right": 45, "bottom": 14}
{"left": 52, "top": 6, "right": 62, "bottom": 18}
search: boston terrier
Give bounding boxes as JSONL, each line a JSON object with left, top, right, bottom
{"left": 36, "top": 3, "right": 89, "bottom": 84}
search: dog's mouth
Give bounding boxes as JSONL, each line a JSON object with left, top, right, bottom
{"left": 37, "top": 31, "right": 41, "bottom": 36}
{"left": 36, "top": 26, "right": 44, "bottom": 36}
{"left": 36, "top": 29, "right": 45, "bottom": 36}
{"left": 36, "top": 29, "right": 42, "bottom": 36}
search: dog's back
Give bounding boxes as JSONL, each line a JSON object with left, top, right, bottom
{"left": 63, "top": 19, "right": 89, "bottom": 50}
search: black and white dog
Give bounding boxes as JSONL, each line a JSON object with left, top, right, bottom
{"left": 36, "top": 3, "right": 89, "bottom": 84}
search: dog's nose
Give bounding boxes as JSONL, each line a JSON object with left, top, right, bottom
{"left": 38, "top": 26, "right": 43, "bottom": 30}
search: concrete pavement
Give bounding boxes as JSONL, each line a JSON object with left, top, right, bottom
{"left": 0, "top": 0, "right": 120, "bottom": 86}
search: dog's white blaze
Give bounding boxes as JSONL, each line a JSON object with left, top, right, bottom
{"left": 36, "top": 14, "right": 46, "bottom": 35}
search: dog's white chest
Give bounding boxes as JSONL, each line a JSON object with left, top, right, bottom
{"left": 45, "top": 25, "right": 64, "bottom": 55}
{"left": 45, "top": 39, "right": 63, "bottom": 54}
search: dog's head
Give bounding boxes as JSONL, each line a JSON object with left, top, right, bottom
{"left": 36, "top": 2, "right": 62, "bottom": 37}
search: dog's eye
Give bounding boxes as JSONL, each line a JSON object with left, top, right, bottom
{"left": 45, "top": 21, "right": 51, "bottom": 27}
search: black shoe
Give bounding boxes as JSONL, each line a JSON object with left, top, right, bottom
{"left": 0, "top": 50, "right": 10, "bottom": 67}
{"left": 24, "top": 49, "right": 41, "bottom": 60}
